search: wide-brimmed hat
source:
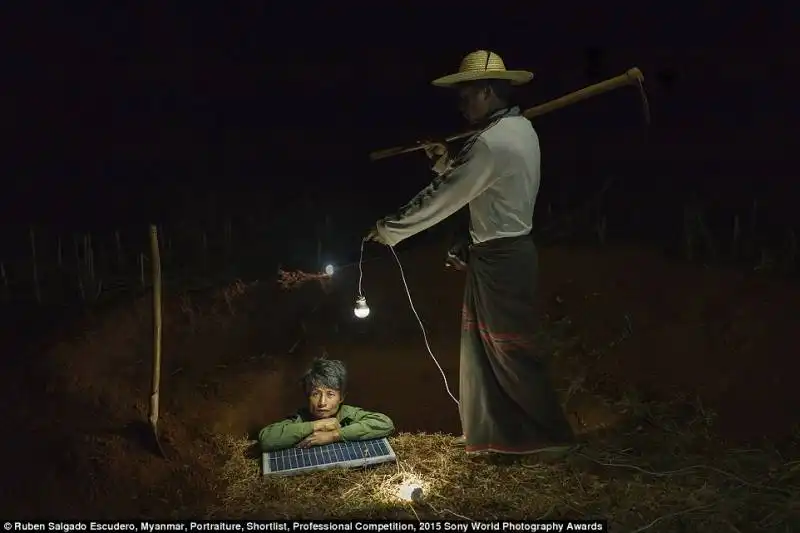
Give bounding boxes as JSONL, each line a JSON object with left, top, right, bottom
{"left": 431, "top": 50, "right": 534, "bottom": 87}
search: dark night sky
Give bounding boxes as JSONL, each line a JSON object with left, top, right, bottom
{"left": 2, "top": 3, "right": 797, "bottom": 235}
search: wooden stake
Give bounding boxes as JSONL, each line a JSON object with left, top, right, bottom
{"left": 57, "top": 236, "right": 63, "bottom": 269}
{"left": 29, "top": 227, "right": 41, "bottom": 304}
{"left": 148, "top": 224, "right": 166, "bottom": 457}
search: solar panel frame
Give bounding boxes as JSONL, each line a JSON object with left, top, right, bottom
{"left": 262, "top": 438, "right": 397, "bottom": 476}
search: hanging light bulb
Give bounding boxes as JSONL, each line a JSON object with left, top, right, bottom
{"left": 353, "top": 296, "right": 370, "bottom": 318}
{"left": 324, "top": 264, "right": 334, "bottom": 276}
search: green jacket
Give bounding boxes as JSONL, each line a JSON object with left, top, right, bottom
{"left": 258, "top": 404, "right": 395, "bottom": 452}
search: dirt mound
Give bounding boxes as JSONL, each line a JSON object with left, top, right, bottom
{"left": 0, "top": 240, "right": 797, "bottom": 519}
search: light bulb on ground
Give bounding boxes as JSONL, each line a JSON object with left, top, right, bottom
{"left": 397, "top": 482, "right": 424, "bottom": 503}
{"left": 354, "top": 296, "right": 370, "bottom": 318}
{"left": 324, "top": 264, "right": 334, "bottom": 276}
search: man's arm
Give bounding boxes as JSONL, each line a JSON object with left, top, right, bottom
{"left": 375, "top": 137, "right": 497, "bottom": 247}
{"left": 339, "top": 407, "right": 395, "bottom": 441}
{"left": 257, "top": 415, "right": 315, "bottom": 452}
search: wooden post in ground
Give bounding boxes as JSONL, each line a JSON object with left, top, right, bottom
{"left": 148, "top": 224, "right": 166, "bottom": 457}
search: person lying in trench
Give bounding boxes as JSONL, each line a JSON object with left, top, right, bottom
{"left": 258, "top": 358, "right": 395, "bottom": 452}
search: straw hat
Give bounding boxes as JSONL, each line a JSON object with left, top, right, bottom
{"left": 431, "top": 50, "right": 534, "bottom": 87}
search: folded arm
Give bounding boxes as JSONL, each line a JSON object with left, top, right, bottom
{"left": 339, "top": 407, "right": 395, "bottom": 441}
{"left": 258, "top": 416, "right": 315, "bottom": 452}
{"left": 376, "top": 138, "right": 497, "bottom": 247}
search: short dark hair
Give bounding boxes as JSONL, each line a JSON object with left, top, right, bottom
{"left": 301, "top": 358, "right": 347, "bottom": 395}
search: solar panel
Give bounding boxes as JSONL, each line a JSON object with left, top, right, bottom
{"left": 262, "top": 438, "right": 397, "bottom": 476}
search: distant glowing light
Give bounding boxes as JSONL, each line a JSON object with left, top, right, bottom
{"left": 354, "top": 296, "right": 370, "bottom": 319}
{"left": 324, "top": 264, "right": 334, "bottom": 276}
{"left": 397, "top": 482, "right": 424, "bottom": 502}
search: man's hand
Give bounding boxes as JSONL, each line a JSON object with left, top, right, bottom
{"left": 365, "top": 226, "right": 389, "bottom": 245}
{"left": 422, "top": 141, "right": 450, "bottom": 175}
{"left": 297, "top": 429, "right": 341, "bottom": 448}
{"left": 312, "top": 417, "right": 340, "bottom": 432}
{"left": 445, "top": 241, "right": 469, "bottom": 271}
{"left": 422, "top": 141, "right": 448, "bottom": 161}
{"left": 445, "top": 251, "right": 468, "bottom": 271}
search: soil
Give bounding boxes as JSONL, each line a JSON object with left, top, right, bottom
{"left": 0, "top": 240, "right": 797, "bottom": 518}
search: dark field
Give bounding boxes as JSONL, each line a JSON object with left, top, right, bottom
{"left": 1, "top": 240, "right": 798, "bottom": 530}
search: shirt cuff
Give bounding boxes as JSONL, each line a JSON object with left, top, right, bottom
{"left": 375, "top": 220, "right": 399, "bottom": 247}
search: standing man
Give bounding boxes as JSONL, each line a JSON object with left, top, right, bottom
{"left": 366, "top": 50, "right": 575, "bottom": 458}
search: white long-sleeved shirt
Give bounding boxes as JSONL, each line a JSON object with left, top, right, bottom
{"left": 375, "top": 107, "right": 541, "bottom": 247}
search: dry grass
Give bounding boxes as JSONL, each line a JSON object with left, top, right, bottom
{"left": 207, "top": 400, "right": 800, "bottom": 530}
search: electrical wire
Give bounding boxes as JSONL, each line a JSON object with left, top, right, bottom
{"left": 357, "top": 237, "right": 366, "bottom": 298}
{"left": 387, "top": 245, "right": 459, "bottom": 407}
{"left": 355, "top": 239, "right": 458, "bottom": 406}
